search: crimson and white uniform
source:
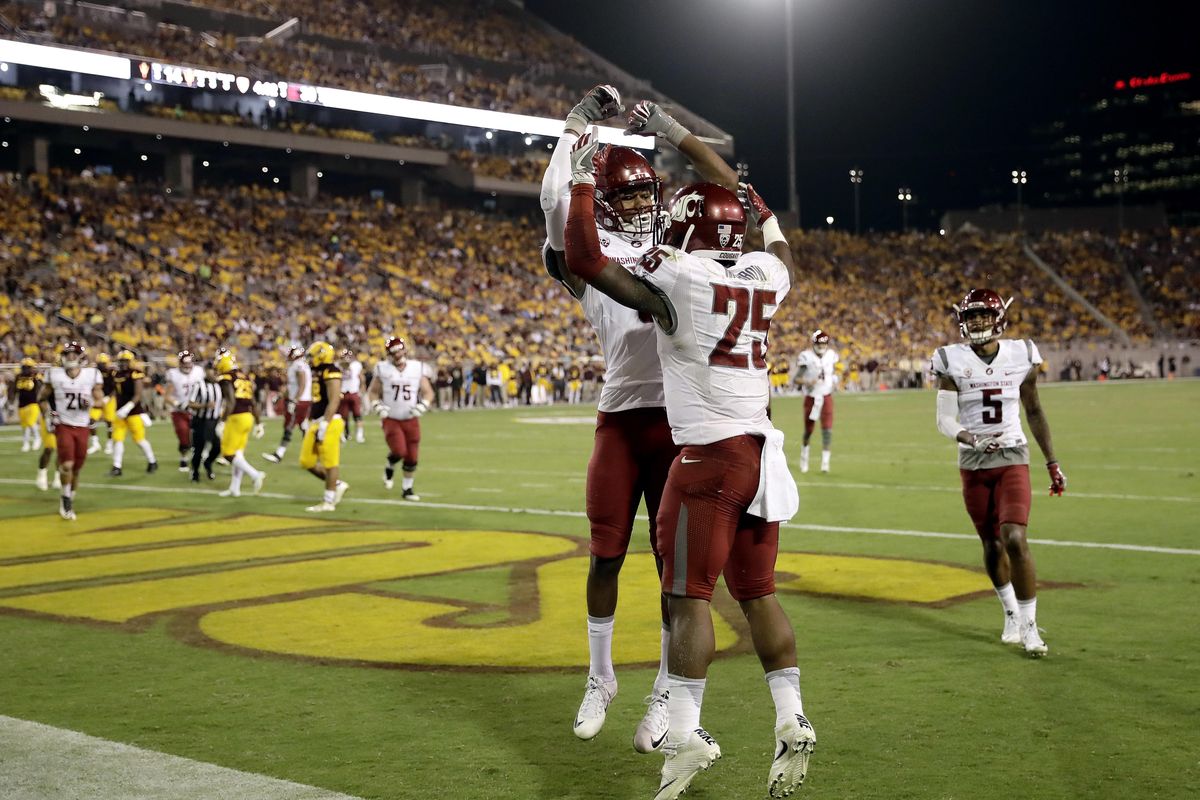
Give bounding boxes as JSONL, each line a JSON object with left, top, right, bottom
{"left": 339, "top": 359, "right": 364, "bottom": 419}
{"left": 166, "top": 366, "right": 202, "bottom": 447}
{"left": 374, "top": 359, "right": 428, "bottom": 464}
{"left": 633, "top": 246, "right": 798, "bottom": 601}
{"left": 47, "top": 367, "right": 102, "bottom": 466}
{"left": 285, "top": 358, "right": 312, "bottom": 430}
{"left": 931, "top": 338, "right": 1042, "bottom": 539}
{"left": 797, "top": 347, "right": 839, "bottom": 430}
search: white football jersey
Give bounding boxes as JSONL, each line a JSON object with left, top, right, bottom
{"left": 374, "top": 359, "right": 426, "bottom": 420}
{"left": 166, "top": 367, "right": 202, "bottom": 409}
{"left": 286, "top": 359, "right": 312, "bottom": 402}
{"left": 47, "top": 366, "right": 102, "bottom": 427}
{"left": 634, "top": 246, "right": 791, "bottom": 445}
{"left": 796, "top": 349, "right": 839, "bottom": 397}
{"left": 342, "top": 360, "right": 363, "bottom": 394}
{"left": 931, "top": 339, "right": 1042, "bottom": 449}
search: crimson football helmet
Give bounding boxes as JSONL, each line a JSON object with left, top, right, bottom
{"left": 286, "top": 346, "right": 304, "bottom": 362}
{"left": 60, "top": 341, "right": 86, "bottom": 369}
{"left": 385, "top": 337, "right": 407, "bottom": 365}
{"left": 664, "top": 182, "right": 746, "bottom": 264}
{"left": 955, "top": 288, "right": 1013, "bottom": 345}
{"left": 594, "top": 145, "right": 662, "bottom": 244}
{"left": 812, "top": 330, "right": 831, "bottom": 356}
{"left": 178, "top": 349, "right": 195, "bottom": 368}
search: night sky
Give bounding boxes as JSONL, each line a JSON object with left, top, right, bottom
{"left": 525, "top": 0, "right": 1198, "bottom": 231}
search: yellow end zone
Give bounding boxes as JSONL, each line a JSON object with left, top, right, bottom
{"left": 0, "top": 508, "right": 991, "bottom": 670}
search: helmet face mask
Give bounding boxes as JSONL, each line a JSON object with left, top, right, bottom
{"left": 956, "top": 289, "right": 1010, "bottom": 345}
{"left": 178, "top": 350, "right": 195, "bottom": 372}
{"left": 812, "top": 330, "right": 831, "bottom": 356}
{"left": 594, "top": 146, "right": 663, "bottom": 245}
{"left": 386, "top": 337, "right": 407, "bottom": 368}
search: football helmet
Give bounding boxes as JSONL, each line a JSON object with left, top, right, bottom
{"left": 178, "top": 349, "right": 195, "bottom": 366}
{"left": 96, "top": 352, "right": 111, "bottom": 368}
{"left": 19, "top": 357, "right": 35, "bottom": 373}
{"left": 812, "top": 330, "right": 831, "bottom": 356}
{"left": 215, "top": 352, "right": 237, "bottom": 375}
{"left": 307, "top": 341, "right": 335, "bottom": 367}
{"left": 664, "top": 183, "right": 746, "bottom": 264}
{"left": 339, "top": 347, "right": 355, "bottom": 363}
{"left": 117, "top": 349, "right": 136, "bottom": 364}
{"left": 60, "top": 341, "right": 86, "bottom": 369}
{"left": 385, "top": 337, "right": 407, "bottom": 366}
{"left": 594, "top": 146, "right": 662, "bottom": 244}
{"left": 955, "top": 289, "right": 1012, "bottom": 345}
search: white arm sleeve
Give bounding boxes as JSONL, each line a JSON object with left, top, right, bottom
{"left": 540, "top": 131, "right": 579, "bottom": 250}
{"left": 936, "top": 389, "right": 965, "bottom": 441}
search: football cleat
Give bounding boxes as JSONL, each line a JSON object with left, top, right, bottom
{"left": 104, "top": 439, "right": 113, "bottom": 455}
{"left": 178, "top": 459, "right": 189, "bottom": 472}
{"left": 306, "top": 501, "right": 337, "bottom": 513}
{"left": 402, "top": 488, "right": 420, "bottom": 502}
{"left": 205, "top": 468, "right": 215, "bottom": 481}
{"left": 633, "top": 689, "right": 671, "bottom": 754}
{"left": 190, "top": 473, "right": 200, "bottom": 483}
{"left": 798, "top": 448, "right": 809, "bottom": 474}
{"left": 262, "top": 452, "right": 282, "bottom": 464}
{"left": 35, "top": 470, "right": 48, "bottom": 492}
{"left": 1021, "top": 621, "right": 1048, "bottom": 657}
{"left": 147, "top": 462, "right": 159, "bottom": 474}
{"left": 334, "top": 480, "right": 350, "bottom": 505}
{"left": 59, "top": 497, "right": 75, "bottom": 521}
{"left": 87, "top": 438, "right": 101, "bottom": 454}
{"left": 21, "top": 441, "right": 30, "bottom": 453}
{"left": 218, "top": 488, "right": 240, "bottom": 498}
{"left": 215, "top": 456, "right": 230, "bottom": 466}
{"left": 655, "top": 728, "right": 721, "bottom": 800}
{"left": 383, "top": 472, "right": 394, "bottom": 490}
{"left": 252, "top": 473, "right": 266, "bottom": 496}
{"left": 573, "top": 675, "right": 617, "bottom": 740}
{"left": 768, "top": 714, "right": 816, "bottom": 798}
{"left": 108, "top": 467, "right": 122, "bottom": 478}
{"left": 355, "top": 429, "right": 365, "bottom": 444}
{"left": 1001, "top": 611, "right": 1021, "bottom": 645}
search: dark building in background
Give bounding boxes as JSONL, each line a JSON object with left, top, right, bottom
{"left": 1033, "top": 70, "right": 1199, "bottom": 224}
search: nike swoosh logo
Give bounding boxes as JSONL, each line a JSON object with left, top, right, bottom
{"left": 774, "top": 741, "right": 788, "bottom": 761}
{"left": 651, "top": 731, "right": 668, "bottom": 750}
{"left": 681, "top": 456, "right": 701, "bottom": 464}
{"left": 1004, "top": 370, "right": 1023, "bottom": 375}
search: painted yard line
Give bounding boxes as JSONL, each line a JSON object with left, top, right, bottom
{"left": 791, "top": 479, "right": 1199, "bottom": 503}
{"left": 0, "top": 715, "right": 363, "bottom": 800}
{"left": 832, "top": 454, "right": 1191, "bottom": 473}
{"left": 1, "top": 480, "right": 1195, "bottom": 555}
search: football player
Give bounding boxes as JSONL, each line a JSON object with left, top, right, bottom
{"left": 38, "top": 342, "right": 104, "bottom": 519}
{"left": 565, "top": 134, "right": 816, "bottom": 800}
{"left": 338, "top": 347, "right": 366, "bottom": 444}
{"left": 264, "top": 346, "right": 312, "bottom": 464}
{"left": 365, "top": 337, "right": 434, "bottom": 498}
{"left": 164, "top": 350, "right": 203, "bottom": 471}
{"left": 299, "top": 342, "right": 350, "bottom": 512}
{"left": 795, "top": 330, "right": 840, "bottom": 473}
{"left": 931, "top": 289, "right": 1065, "bottom": 658}
{"left": 541, "top": 85, "right": 745, "bottom": 753}
{"left": 88, "top": 352, "right": 116, "bottom": 454}
{"left": 109, "top": 350, "right": 158, "bottom": 476}
{"left": 214, "top": 351, "right": 266, "bottom": 498}
{"left": 16, "top": 357, "right": 43, "bottom": 452}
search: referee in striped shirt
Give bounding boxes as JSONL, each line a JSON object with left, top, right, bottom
{"left": 188, "top": 368, "right": 223, "bottom": 482}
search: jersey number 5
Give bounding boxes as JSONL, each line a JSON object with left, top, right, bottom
{"left": 709, "top": 285, "right": 776, "bottom": 369}
{"left": 981, "top": 388, "right": 1004, "bottom": 424}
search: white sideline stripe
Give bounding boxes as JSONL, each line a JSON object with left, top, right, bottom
{"left": 0, "top": 479, "right": 1196, "bottom": 556}
{"left": 0, "top": 715, "right": 363, "bottom": 800}
{"left": 792, "top": 479, "right": 1199, "bottom": 504}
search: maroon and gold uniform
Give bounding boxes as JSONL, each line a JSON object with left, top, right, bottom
{"left": 16, "top": 368, "right": 42, "bottom": 431}
{"left": 299, "top": 363, "right": 344, "bottom": 470}
{"left": 218, "top": 370, "right": 257, "bottom": 457}
{"left": 112, "top": 366, "right": 149, "bottom": 444}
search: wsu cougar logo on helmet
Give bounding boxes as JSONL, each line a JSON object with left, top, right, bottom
{"left": 664, "top": 183, "right": 747, "bottom": 264}
{"left": 670, "top": 192, "right": 705, "bottom": 224}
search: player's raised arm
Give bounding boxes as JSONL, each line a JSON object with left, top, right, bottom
{"left": 625, "top": 101, "right": 739, "bottom": 190}
{"left": 564, "top": 132, "right": 671, "bottom": 329}
{"left": 738, "top": 182, "right": 795, "bottom": 286}
{"left": 1019, "top": 370, "right": 1066, "bottom": 496}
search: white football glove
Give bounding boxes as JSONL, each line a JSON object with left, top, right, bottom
{"left": 141, "top": 413, "right": 153, "bottom": 428}
{"left": 115, "top": 401, "right": 134, "bottom": 420}
{"left": 971, "top": 433, "right": 1003, "bottom": 454}
{"left": 624, "top": 100, "right": 689, "bottom": 147}
{"left": 570, "top": 131, "right": 600, "bottom": 187}
{"left": 214, "top": 420, "right": 225, "bottom": 439}
{"left": 373, "top": 401, "right": 389, "bottom": 417}
{"left": 252, "top": 422, "right": 265, "bottom": 440}
{"left": 411, "top": 400, "right": 429, "bottom": 418}
{"left": 565, "top": 84, "right": 622, "bottom": 136}
{"left": 316, "top": 419, "right": 329, "bottom": 443}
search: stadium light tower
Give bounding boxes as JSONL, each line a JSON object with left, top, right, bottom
{"left": 1011, "top": 169, "right": 1028, "bottom": 233}
{"left": 897, "top": 187, "right": 912, "bottom": 233}
{"left": 849, "top": 168, "right": 863, "bottom": 235}
{"left": 1113, "top": 166, "right": 1128, "bottom": 231}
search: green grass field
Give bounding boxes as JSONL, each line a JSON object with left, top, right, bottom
{"left": 1, "top": 381, "right": 1198, "bottom": 799}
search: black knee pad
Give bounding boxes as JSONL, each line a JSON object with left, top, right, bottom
{"left": 402, "top": 461, "right": 418, "bottom": 472}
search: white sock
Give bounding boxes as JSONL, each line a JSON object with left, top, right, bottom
{"left": 995, "top": 582, "right": 1020, "bottom": 620}
{"left": 138, "top": 439, "right": 156, "bottom": 463}
{"left": 765, "top": 667, "right": 805, "bottom": 727}
{"left": 232, "top": 452, "right": 262, "bottom": 480}
{"left": 229, "top": 465, "right": 244, "bottom": 493}
{"left": 665, "top": 674, "right": 705, "bottom": 743}
{"left": 821, "top": 450, "right": 831, "bottom": 468}
{"left": 587, "top": 615, "right": 616, "bottom": 682}
{"left": 52, "top": 471, "right": 61, "bottom": 488}
{"left": 37, "top": 467, "right": 47, "bottom": 480}
{"left": 801, "top": 445, "right": 810, "bottom": 460}
{"left": 23, "top": 427, "right": 31, "bottom": 446}
{"left": 62, "top": 484, "right": 74, "bottom": 499}
{"left": 653, "top": 626, "right": 671, "bottom": 693}
{"left": 1018, "top": 597, "right": 1038, "bottom": 627}
{"left": 323, "top": 489, "right": 336, "bottom": 504}
{"left": 402, "top": 475, "right": 415, "bottom": 491}
{"left": 112, "top": 441, "right": 125, "bottom": 469}
{"left": 275, "top": 444, "right": 287, "bottom": 458}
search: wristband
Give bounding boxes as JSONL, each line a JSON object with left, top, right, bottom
{"left": 661, "top": 117, "right": 690, "bottom": 148}
{"left": 761, "top": 216, "right": 787, "bottom": 248}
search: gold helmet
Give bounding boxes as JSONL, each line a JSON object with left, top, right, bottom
{"left": 19, "top": 357, "right": 36, "bottom": 372}
{"left": 215, "top": 352, "right": 237, "bottom": 375}
{"left": 307, "top": 341, "right": 335, "bottom": 367}
{"left": 117, "top": 349, "right": 136, "bottom": 365}
{"left": 96, "top": 352, "right": 111, "bottom": 367}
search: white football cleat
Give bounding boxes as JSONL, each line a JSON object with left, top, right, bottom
{"left": 1021, "top": 621, "right": 1048, "bottom": 657}
{"left": 21, "top": 441, "right": 30, "bottom": 453}
{"left": 383, "top": 473, "right": 394, "bottom": 490}
{"left": 768, "top": 714, "right": 816, "bottom": 798}
{"left": 402, "top": 488, "right": 420, "bottom": 502}
{"left": 633, "top": 689, "right": 670, "bottom": 754}
{"left": 573, "top": 675, "right": 617, "bottom": 740}
{"left": 59, "top": 498, "right": 75, "bottom": 521}
{"left": 355, "top": 429, "right": 365, "bottom": 444}
{"left": 655, "top": 728, "right": 721, "bottom": 800}
{"left": 52, "top": 472, "right": 62, "bottom": 489}
{"left": 87, "top": 438, "right": 101, "bottom": 454}
{"left": 262, "top": 452, "right": 282, "bottom": 464}
{"left": 1001, "top": 612, "right": 1021, "bottom": 645}
{"left": 252, "top": 473, "right": 266, "bottom": 495}
{"left": 798, "top": 448, "right": 809, "bottom": 474}
{"left": 218, "top": 488, "right": 240, "bottom": 498}
{"left": 333, "top": 480, "right": 349, "bottom": 505}
{"left": 104, "top": 439, "right": 113, "bottom": 455}
{"left": 306, "top": 501, "right": 337, "bottom": 513}
{"left": 35, "top": 470, "right": 49, "bottom": 492}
